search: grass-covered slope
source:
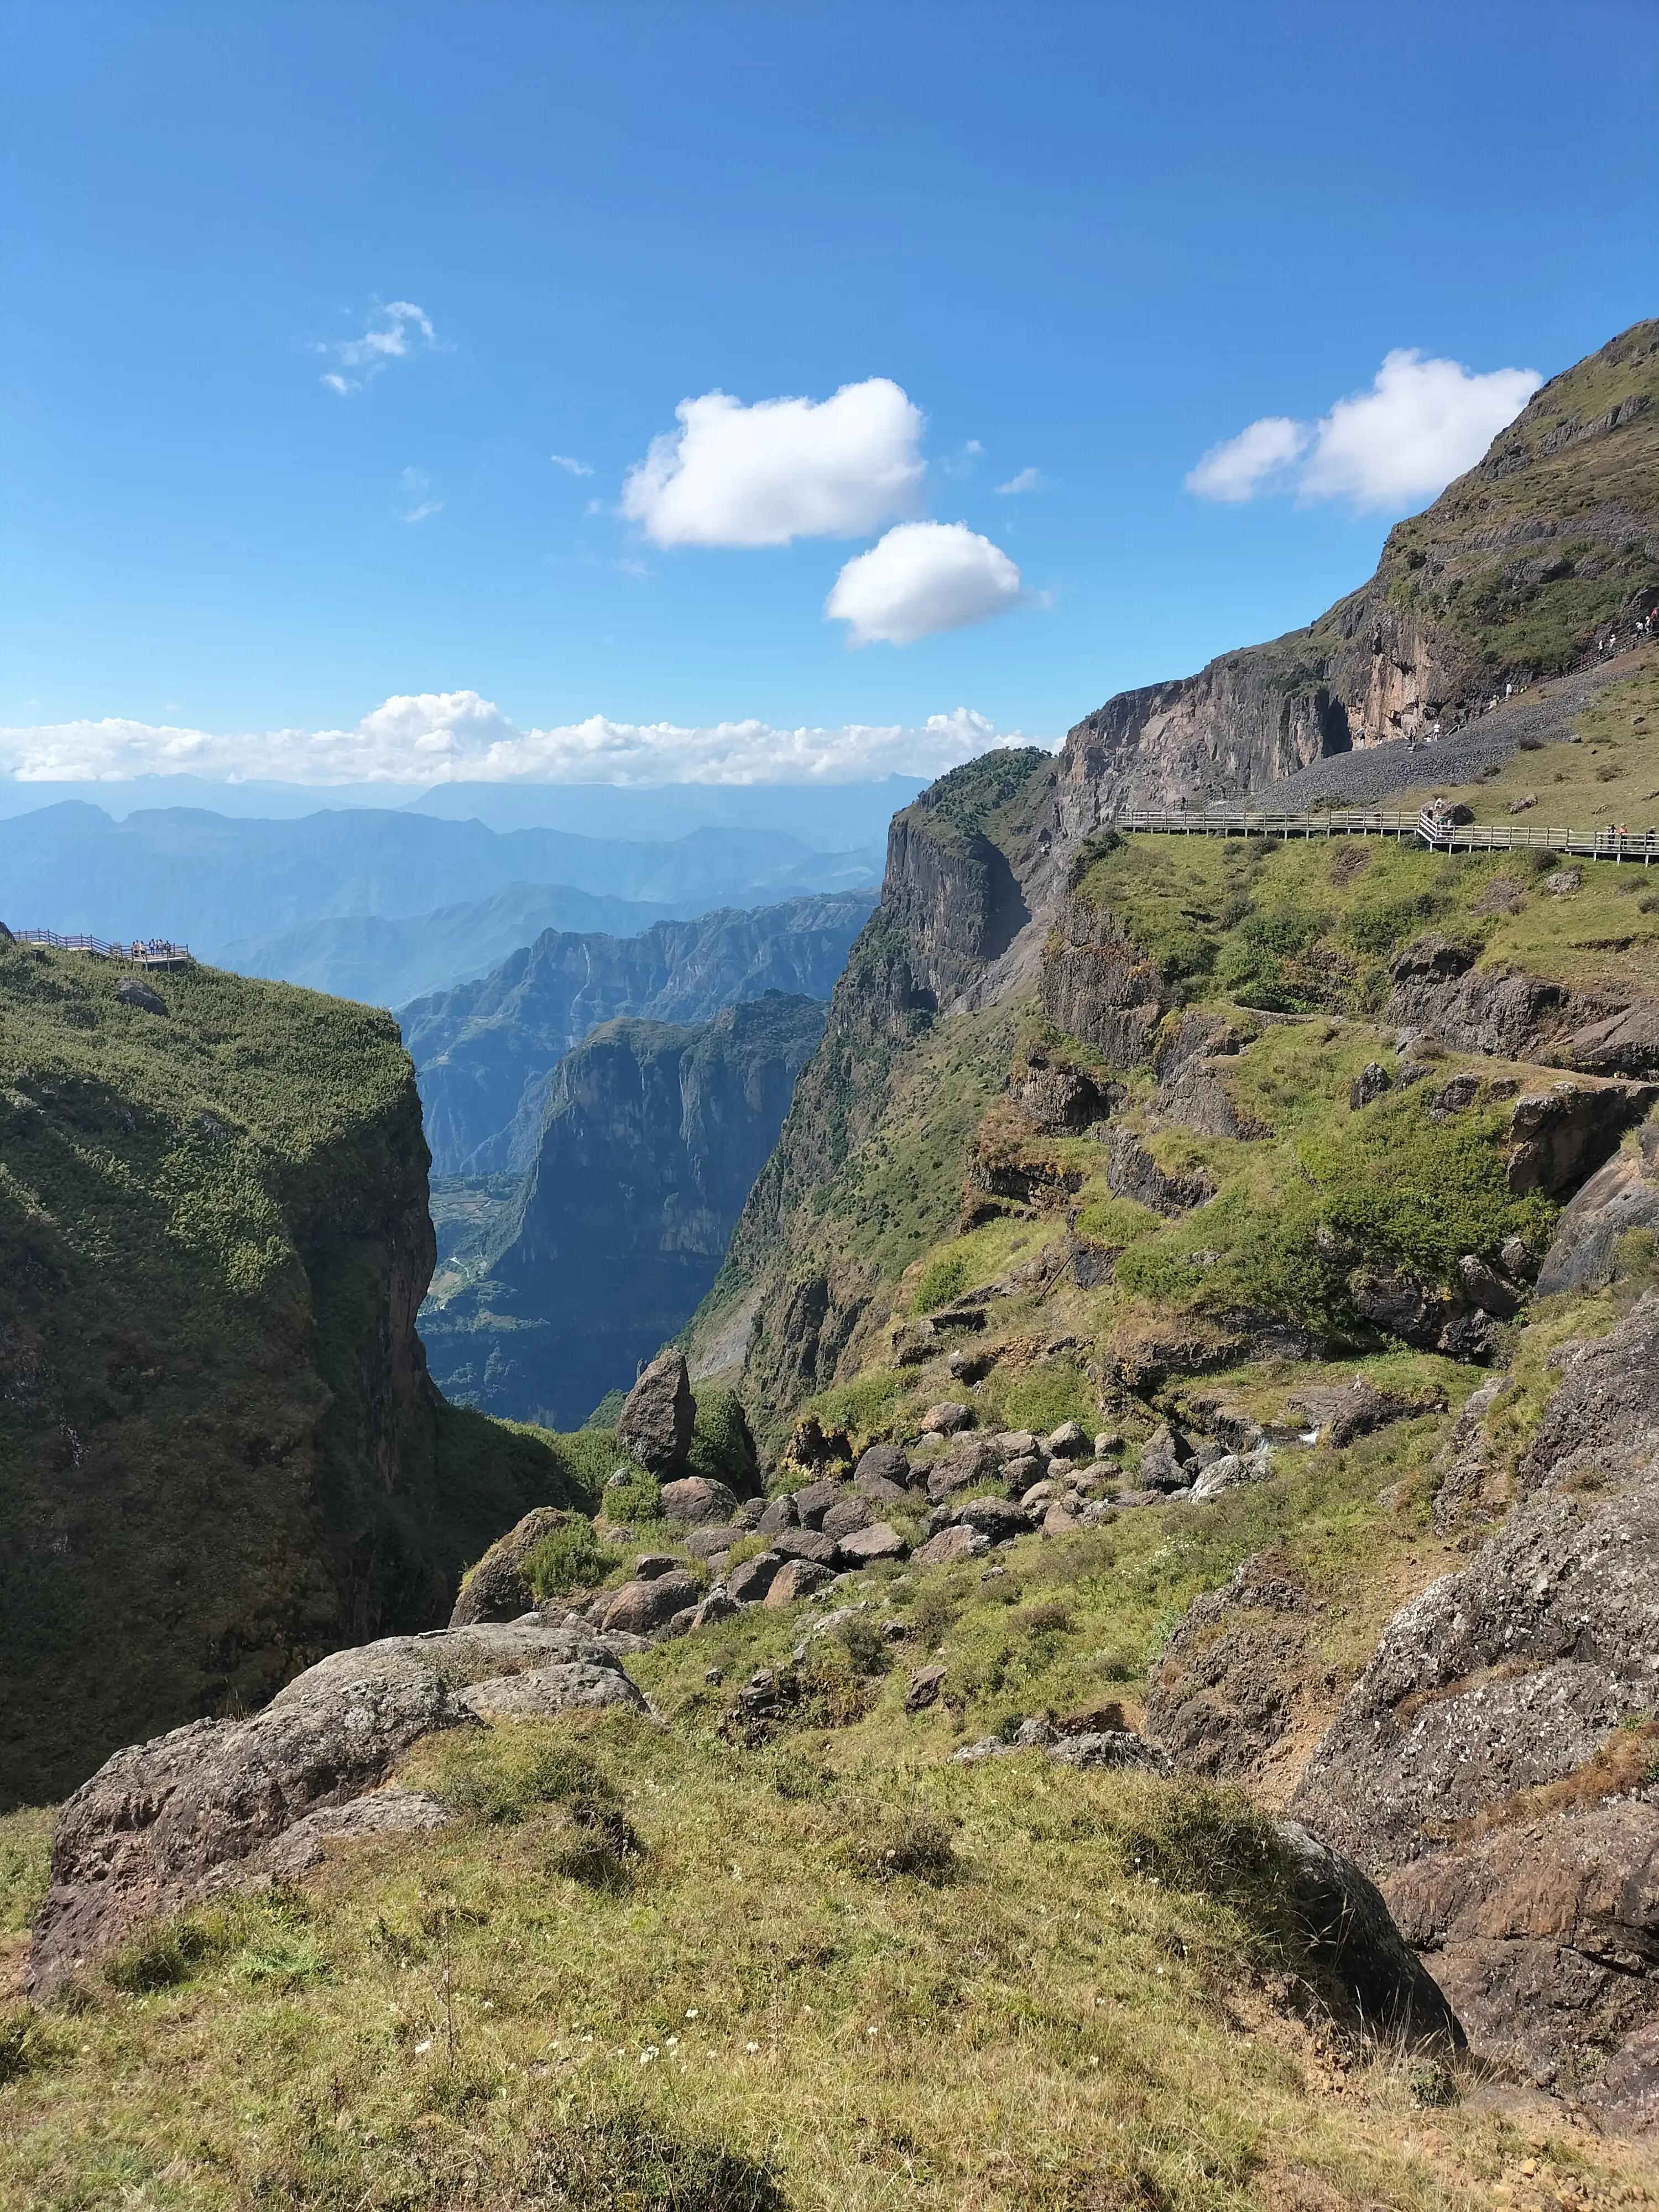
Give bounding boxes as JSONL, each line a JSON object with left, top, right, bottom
{"left": 0, "top": 942, "right": 570, "bottom": 1807}
{"left": 4, "top": 1485, "right": 1658, "bottom": 2210}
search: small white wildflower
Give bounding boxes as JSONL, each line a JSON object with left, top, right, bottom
{"left": 665, "top": 2036, "right": 679, "bottom": 2047}
{"left": 685, "top": 2006, "right": 700, "bottom": 2018}
{"left": 744, "top": 2039, "right": 760, "bottom": 2053}
{"left": 640, "top": 2048, "right": 659, "bottom": 2065}
{"left": 867, "top": 2026, "right": 879, "bottom": 2037}
{"left": 414, "top": 2039, "right": 433, "bottom": 2056}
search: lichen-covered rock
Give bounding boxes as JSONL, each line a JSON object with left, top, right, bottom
{"left": 28, "top": 1620, "right": 642, "bottom": 1991}
{"left": 821, "top": 1494, "right": 873, "bottom": 1540}
{"left": 853, "top": 1442, "right": 912, "bottom": 1493}
{"left": 925, "top": 1437, "right": 1005, "bottom": 1505}
{"left": 617, "top": 1349, "right": 695, "bottom": 1475}
{"left": 450, "top": 1506, "right": 570, "bottom": 1626}
{"left": 726, "top": 1552, "right": 785, "bottom": 1605}
{"left": 1145, "top": 1554, "right": 1317, "bottom": 1785}
{"left": 1137, "top": 1425, "right": 1191, "bottom": 1490}
{"left": 792, "top": 1475, "right": 849, "bottom": 1528}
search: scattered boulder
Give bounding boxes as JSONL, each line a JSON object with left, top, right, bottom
{"left": 1041, "top": 1499, "right": 1084, "bottom": 1537}
{"left": 1048, "top": 1730, "right": 1171, "bottom": 1774}
{"left": 1137, "top": 1425, "right": 1191, "bottom": 1490}
{"left": 726, "top": 1552, "right": 785, "bottom": 1606}
{"left": 837, "top": 1521, "right": 909, "bottom": 1565}
{"left": 1046, "top": 1420, "right": 1091, "bottom": 1459}
{"left": 659, "top": 1475, "right": 739, "bottom": 1527}
{"left": 821, "top": 1494, "right": 873, "bottom": 1540}
{"left": 617, "top": 1349, "right": 695, "bottom": 1475}
{"left": 28, "top": 1621, "right": 643, "bottom": 1990}
{"left": 601, "top": 1570, "right": 702, "bottom": 1635}
{"left": 793, "top": 1476, "right": 849, "bottom": 1528}
{"left": 685, "top": 1524, "right": 745, "bottom": 1561}
{"left": 688, "top": 1589, "right": 738, "bottom": 1632}
{"left": 765, "top": 1558, "right": 837, "bottom": 1606}
{"left": 951, "top": 1496, "right": 1035, "bottom": 1543}
{"left": 853, "top": 1442, "right": 911, "bottom": 1493}
{"left": 632, "top": 1553, "right": 680, "bottom": 1580}
{"left": 757, "top": 1493, "right": 800, "bottom": 1535}
{"left": 771, "top": 1526, "right": 841, "bottom": 1569}
{"left": 1190, "top": 1447, "right": 1274, "bottom": 1499}
{"left": 904, "top": 1662, "right": 947, "bottom": 1713}
{"left": 1154, "top": 1062, "right": 1267, "bottom": 1141}
{"left": 450, "top": 1506, "right": 569, "bottom": 1627}
{"left": 114, "top": 975, "right": 167, "bottom": 1015}
{"left": 912, "top": 1525, "right": 990, "bottom": 1567}
{"left": 920, "top": 1401, "right": 972, "bottom": 1434}
{"left": 1349, "top": 1061, "right": 1392, "bottom": 1110}
{"left": 925, "top": 1437, "right": 1005, "bottom": 1505}
{"left": 1546, "top": 869, "right": 1582, "bottom": 896}
{"left": 1287, "top": 1376, "right": 1444, "bottom": 1448}
{"left": 1274, "top": 1819, "right": 1463, "bottom": 2048}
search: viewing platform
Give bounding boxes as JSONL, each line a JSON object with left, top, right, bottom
{"left": 7, "top": 928, "right": 195, "bottom": 966}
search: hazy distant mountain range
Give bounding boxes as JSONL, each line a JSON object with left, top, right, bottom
{"left": 0, "top": 801, "right": 881, "bottom": 1002}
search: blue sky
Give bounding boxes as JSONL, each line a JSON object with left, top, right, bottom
{"left": 3, "top": 0, "right": 1655, "bottom": 785}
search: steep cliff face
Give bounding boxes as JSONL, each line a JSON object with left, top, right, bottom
{"left": 688, "top": 753, "right": 1058, "bottom": 1430}
{"left": 0, "top": 943, "right": 564, "bottom": 1808}
{"left": 1057, "top": 317, "right": 1659, "bottom": 825}
{"left": 421, "top": 992, "right": 827, "bottom": 1429}
{"left": 403, "top": 889, "right": 876, "bottom": 1175}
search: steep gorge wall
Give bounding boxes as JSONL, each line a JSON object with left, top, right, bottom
{"left": 0, "top": 947, "right": 557, "bottom": 1806}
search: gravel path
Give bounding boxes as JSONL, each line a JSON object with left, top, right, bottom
{"left": 1263, "top": 654, "right": 1644, "bottom": 811}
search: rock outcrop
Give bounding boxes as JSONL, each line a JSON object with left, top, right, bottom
{"left": 1291, "top": 1294, "right": 1659, "bottom": 2116}
{"left": 619, "top": 1350, "right": 696, "bottom": 1475}
{"left": 28, "top": 1620, "right": 643, "bottom": 1991}
{"left": 1055, "top": 320, "right": 1659, "bottom": 823}
{"left": 449, "top": 1505, "right": 570, "bottom": 1626}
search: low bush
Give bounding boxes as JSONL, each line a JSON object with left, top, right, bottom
{"left": 524, "top": 1518, "right": 627, "bottom": 1599}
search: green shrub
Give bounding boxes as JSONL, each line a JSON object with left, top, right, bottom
{"left": 834, "top": 1801, "right": 959, "bottom": 1884}
{"left": 686, "top": 1387, "right": 761, "bottom": 1495}
{"left": 912, "top": 1250, "right": 970, "bottom": 1313}
{"left": 602, "top": 1465, "right": 662, "bottom": 1525}
{"left": 522, "top": 1518, "right": 626, "bottom": 1600}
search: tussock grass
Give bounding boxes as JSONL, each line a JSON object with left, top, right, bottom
{"left": 7, "top": 1698, "right": 1655, "bottom": 2209}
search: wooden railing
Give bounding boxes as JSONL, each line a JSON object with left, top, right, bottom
{"left": 1111, "top": 806, "right": 1659, "bottom": 863}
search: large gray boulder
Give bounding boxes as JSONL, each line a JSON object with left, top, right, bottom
{"left": 28, "top": 1620, "right": 642, "bottom": 1992}
{"left": 617, "top": 1349, "right": 695, "bottom": 1475}
{"left": 1274, "top": 1819, "right": 1463, "bottom": 2049}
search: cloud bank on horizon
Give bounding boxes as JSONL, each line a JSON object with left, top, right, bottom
{"left": 1185, "top": 348, "right": 1541, "bottom": 510}
{"left": 0, "top": 694, "right": 1046, "bottom": 789}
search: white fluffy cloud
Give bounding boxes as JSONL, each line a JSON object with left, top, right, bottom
{"left": 0, "top": 695, "right": 1045, "bottom": 788}
{"left": 995, "top": 466, "right": 1043, "bottom": 495}
{"left": 550, "top": 453, "right": 593, "bottom": 477}
{"left": 825, "top": 521, "right": 1025, "bottom": 648}
{"left": 620, "top": 378, "right": 925, "bottom": 547}
{"left": 1184, "top": 415, "right": 1308, "bottom": 503}
{"left": 318, "top": 301, "right": 440, "bottom": 396}
{"left": 1185, "top": 350, "right": 1542, "bottom": 512}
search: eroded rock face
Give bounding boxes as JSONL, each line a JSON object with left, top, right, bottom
{"left": 618, "top": 1350, "right": 696, "bottom": 1475}
{"left": 1536, "top": 1126, "right": 1659, "bottom": 1295}
{"left": 28, "top": 1620, "right": 643, "bottom": 1991}
{"left": 1386, "top": 1797, "right": 1659, "bottom": 2114}
{"left": 1039, "top": 894, "right": 1166, "bottom": 1066}
{"left": 1289, "top": 1295, "right": 1659, "bottom": 2110}
{"left": 1145, "top": 1554, "right": 1317, "bottom": 1785}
